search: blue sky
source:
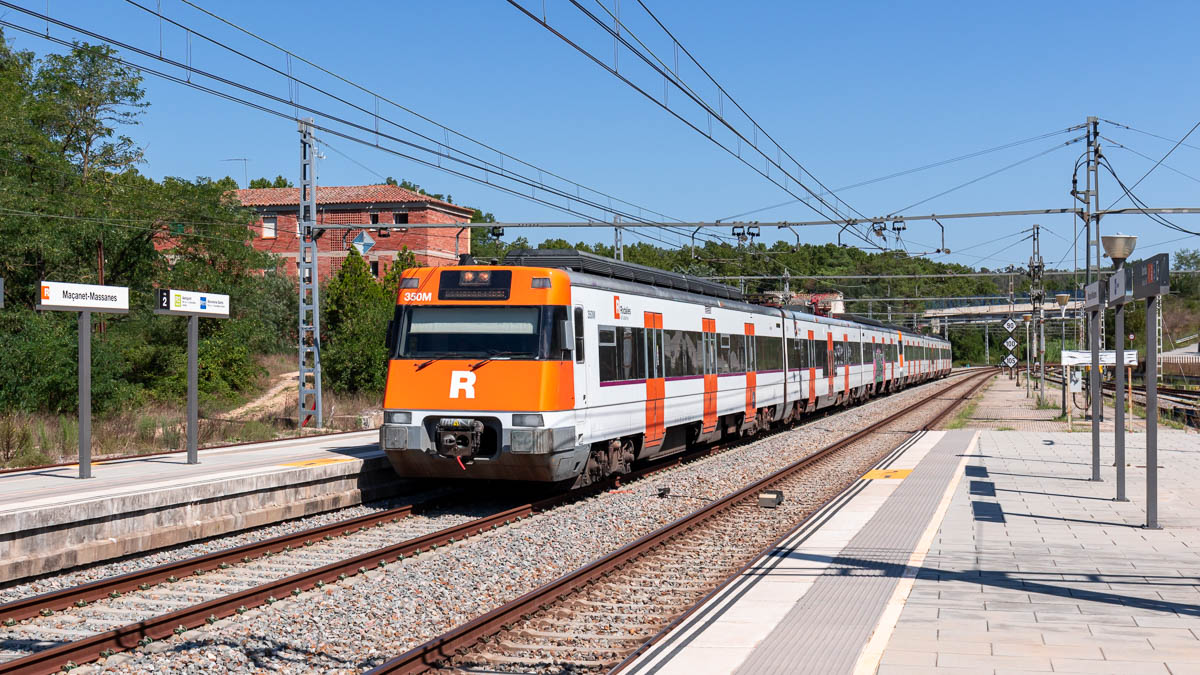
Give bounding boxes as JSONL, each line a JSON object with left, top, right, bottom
{"left": 7, "top": 0, "right": 1199, "bottom": 275}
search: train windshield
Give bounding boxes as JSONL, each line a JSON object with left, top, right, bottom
{"left": 394, "top": 305, "right": 565, "bottom": 359}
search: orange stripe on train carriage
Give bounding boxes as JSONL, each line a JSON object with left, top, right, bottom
{"left": 395, "top": 266, "right": 573, "bottom": 306}
{"left": 744, "top": 321, "right": 756, "bottom": 421}
{"left": 383, "top": 359, "right": 574, "bottom": 412}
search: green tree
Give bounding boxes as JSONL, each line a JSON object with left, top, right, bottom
{"left": 322, "top": 249, "right": 390, "bottom": 394}
{"left": 32, "top": 42, "right": 147, "bottom": 181}
{"left": 248, "top": 175, "right": 293, "bottom": 189}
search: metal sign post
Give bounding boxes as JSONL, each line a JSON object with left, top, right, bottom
{"left": 155, "top": 289, "right": 231, "bottom": 465}
{"left": 1108, "top": 264, "right": 1131, "bottom": 502}
{"left": 1084, "top": 281, "right": 1103, "bottom": 482}
{"left": 37, "top": 281, "right": 130, "bottom": 478}
{"left": 1133, "top": 253, "right": 1169, "bottom": 529}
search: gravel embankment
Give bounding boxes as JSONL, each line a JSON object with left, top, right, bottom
{"left": 90, "top": 376, "right": 968, "bottom": 674}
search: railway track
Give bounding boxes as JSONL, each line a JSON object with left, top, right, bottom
{"left": 0, "top": 373, "right": 976, "bottom": 674}
{"left": 367, "top": 370, "right": 990, "bottom": 674}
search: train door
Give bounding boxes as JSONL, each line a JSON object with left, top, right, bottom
{"left": 643, "top": 311, "right": 664, "bottom": 450}
{"left": 744, "top": 322, "right": 756, "bottom": 424}
{"left": 572, "top": 305, "right": 589, "bottom": 438}
{"left": 702, "top": 318, "right": 717, "bottom": 433}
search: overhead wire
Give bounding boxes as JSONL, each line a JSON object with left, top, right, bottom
{"left": 1101, "top": 119, "right": 1200, "bottom": 153}
{"left": 504, "top": 0, "right": 881, "bottom": 250}
{"left": 1100, "top": 135, "right": 1200, "bottom": 186}
{"left": 1098, "top": 158, "right": 1200, "bottom": 236}
{"left": 0, "top": 10, "right": 724, "bottom": 250}
{"left": 159, "top": 0, "right": 698, "bottom": 237}
{"left": 112, "top": 0, "right": 727, "bottom": 249}
{"left": 718, "top": 125, "right": 1084, "bottom": 222}
{"left": 887, "top": 136, "right": 1085, "bottom": 216}
{"left": 1103, "top": 118, "right": 1200, "bottom": 209}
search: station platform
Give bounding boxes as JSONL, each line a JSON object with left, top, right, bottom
{"left": 0, "top": 431, "right": 397, "bottom": 580}
{"left": 625, "top": 425, "right": 1200, "bottom": 675}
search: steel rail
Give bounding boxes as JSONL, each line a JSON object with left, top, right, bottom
{"left": 367, "top": 370, "right": 991, "bottom": 674}
{"left": 1, "top": 371, "right": 974, "bottom": 674}
{"left": 0, "top": 498, "right": 426, "bottom": 624}
{"left": 611, "top": 371, "right": 993, "bottom": 673}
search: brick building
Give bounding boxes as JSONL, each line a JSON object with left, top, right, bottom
{"left": 233, "top": 185, "right": 474, "bottom": 281}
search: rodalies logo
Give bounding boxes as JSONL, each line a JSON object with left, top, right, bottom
{"left": 449, "top": 370, "right": 476, "bottom": 399}
{"left": 612, "top": 295, "right": 631, "bottom": 320}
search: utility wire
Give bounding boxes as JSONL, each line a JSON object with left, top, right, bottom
{"left": 161, "top": 0, "right": 691, "bottom": 234}
{"left": 1100, "top": 135, "right": 1200, "bottom": 186}
{"left": 0, "top": 12, "right": 704, "bottom": 242}
{"left": 504, "top": 0, "right": 881, "bottom": 250}
{"left": 718, "top": 125, "right": 1083, "bottom": 222}
{"left": 1098, "top": 158, "right": 1200, "bottom": 236}
{"left": 887, "top": 136, "right": 1084, "bottom": 216}
{"left": 1104, "top": 118, "right": 1200, "bottom": 209}
{"left": 1102, "top": 119, "right": 1200, "bottom": 153}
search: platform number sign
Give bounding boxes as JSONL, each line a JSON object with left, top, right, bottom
{"left": 1003, "top": 336, "right": 1018, "bottom": 352}
{"left": 1002, "top": 354, "right": 1018, "bottom": 368}
{"left": 1003, "top": 318, "right": 1017, "bottom": 333}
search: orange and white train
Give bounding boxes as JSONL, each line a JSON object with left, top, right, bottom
{"left": 380, "top": 249, "right": 952, "bottom": 486}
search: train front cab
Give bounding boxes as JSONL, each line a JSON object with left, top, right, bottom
{"left": 379, "top": 265, "right": 592, "bottom": 482}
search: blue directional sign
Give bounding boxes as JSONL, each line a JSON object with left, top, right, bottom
{"left": 352, "top": 230, "right": 376, "bottom": 256}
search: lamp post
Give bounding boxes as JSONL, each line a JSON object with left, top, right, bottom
{"left": 1023, "top": 313, "right": 1032, "bottom": 398}
{"left": 1056, "top": 293, "right": 1070, "bottom": 415}
{"left": 1103, "top": 233, "right": 1136, "bottom": 503}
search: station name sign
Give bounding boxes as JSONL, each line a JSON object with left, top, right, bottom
{"left": 155, "top": 289, "right": 230, "bottom": 318}
{"left": 38, "top": 281, "right": 129, "bottom": 313}
{"left": 1083, "top": 281, "right": 1102, "bottom": 310}
{"left": 1107, "top": 268, "right": 1131, "bottom": 306}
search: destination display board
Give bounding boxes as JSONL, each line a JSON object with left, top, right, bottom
{"left": 1132, "top": 253, "right": 1169, "bottom": 299}
{"left": 38, "top": 281, "right": 129, "bottom": 313}
{"left": 155, "top": 289, "right": 231, "bottom": 318}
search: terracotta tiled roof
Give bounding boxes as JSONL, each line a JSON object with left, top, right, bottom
{"left": 233, "top": 185, "right": 472, "bottom": 213}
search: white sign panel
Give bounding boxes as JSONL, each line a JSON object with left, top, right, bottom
{"left": 1061, "top": 350, "right": 1138, "bottom": 367}
{"left": 1002, "top": 354, "right": 1018, "bottom": 368}
{"left": 1084, "top": 281, "right": 1103, "bottom": 310}
{"left": 155, "top": 289, "right": 231, "bottom": 318}
{"left": 38, "top": 281, "right": 129, "bottom": 313}
{"left": 1003, "top": 336, "right": 1018, "bottom": 352}
{"left": 1003, "top": 318, "right": 1017, "bottom": 333}
{"left": 1108, "top": 269, "right": 1130, "bottom": 306}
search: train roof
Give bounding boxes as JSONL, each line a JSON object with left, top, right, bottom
{"left": 502, "top": 248, "right": 744, "bottom": 302}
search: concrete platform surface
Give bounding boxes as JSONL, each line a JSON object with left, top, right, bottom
{"left": 625, "top": 430, "right": 978, "bottom": 675}
{"left": 877, "top": 428, "right": 1200, "bottom": 675}
{"left": 624, "top": 423, "right": 1198, "bottom": 675}
{"left": 0, "top": 431, "right": 398, "bottom": 579}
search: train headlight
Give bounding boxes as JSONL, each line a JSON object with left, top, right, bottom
{"left": 512, "top": 413, "right": 544, "bottom": 427}
{"left": 386, "top": 411, "right": 411, "bottom": 425}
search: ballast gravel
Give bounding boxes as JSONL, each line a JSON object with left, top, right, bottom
{"left": 0, "top": 490, "right": 452, "bottom": 606}
{"left": 90, "top": 376, "right": 969, "bottom": 674}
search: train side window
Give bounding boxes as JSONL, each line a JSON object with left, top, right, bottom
{"left": 598, "top": 327, "right": 618, "bottom": 382}
{"left": 573, "top": 307, "right": 585, "bottom": 363}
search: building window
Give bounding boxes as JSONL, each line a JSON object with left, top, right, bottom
{"left": 393, "top": 212, "right": 409, "bottom": 225}
{"left": 262, "top": 216, "right": 277, "bottom": 239}
{"left": 370, "top": 261, "right": 380, "bottom": 278}
{"left": 370, "top": 213, "right": 379, "bottom": 225}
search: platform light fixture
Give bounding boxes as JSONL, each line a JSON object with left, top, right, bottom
{"left": 1101, "top": 233, "right": 1138, "bottom": 263}
{"left": 1055, "top": 292, "right": 1070, "bottom": 318}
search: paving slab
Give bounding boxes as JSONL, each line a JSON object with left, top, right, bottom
{"left": 877, "top": 427, "right": 1200, "bottom": 674}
